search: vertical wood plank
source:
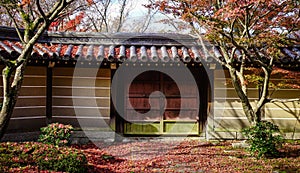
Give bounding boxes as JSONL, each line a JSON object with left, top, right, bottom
{"left": 113, "top": 68, "right": 125, "bottom": 135}
{"left": 46, "top": 67, "right": 53, "bottom": 124}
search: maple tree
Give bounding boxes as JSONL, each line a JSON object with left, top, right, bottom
{"left": 148, "top": 0, "right": 300, "bottom": 125}
{"left": 49, "top": 11, "right": 86, "bottom": 31}
{"left": 0, "top": 0, "right": 78, "bottom": 139}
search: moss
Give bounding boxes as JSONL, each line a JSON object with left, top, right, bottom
{"left": 20, "top": 12, "right": 30, "bottom": 23}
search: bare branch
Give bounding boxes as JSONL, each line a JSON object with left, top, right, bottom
{"left": 116, "top": 0, "right": 127, "bottom": 32}
{"left": 93, "top": 0, "right": 110, "bottom": 32}
{"left": 3, "top": 6, "right": 25, "bottom": 44}
{"left": 36, "top": 0, "right": 48, "bottom": 23}
{"left": 229, "top": 47, "right": 236, "bottom": 63}
{"left": 267, "top": 98, "right": 300, "bottom": 103}
{"left": 159, "top": 11, "right": 181, "bottom": 31}
{"left": 255, "top": 66, "right": 271, "bottom": 112}
{"left": 86, "top": 14, "right": 99, "bottom": 32}
{"left": 140, "top": 9, "right": 158, "bottom": 33}
{"left": 229, "top": 17, "right": 237, "bottom": 46}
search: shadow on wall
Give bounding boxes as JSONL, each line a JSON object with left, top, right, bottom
{"left": 210, "top": 100, "right": 300, "bottom": 140}
{"left": 209, "top": 100, "right": 249, "bottom": 140}
{"left": 266, "top": 101, "right": 300, "bottom": 139}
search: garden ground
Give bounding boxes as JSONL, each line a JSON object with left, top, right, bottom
{"left": 1, "top": 139, "right": 300, "bottom": 172}
{"left": 76, "top": 139, "right": 300, "bottom": 173}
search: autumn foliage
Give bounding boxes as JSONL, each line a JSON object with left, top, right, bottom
{"left": 148, "top": 0, "right": 300, "bottom": 125}
{"left": 0, "top": 0, "right": 79, "bottom": 139}
{"left": 49, "top": 12, "right": 85, "bottom": 31}
{"left": 21, "top": 0, "right": 31, "bottom": 6}
{"left": 150, "top": 0, "right": 299, "bottom": 49}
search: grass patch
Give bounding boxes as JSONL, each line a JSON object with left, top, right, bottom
{"left": 0, "top": 142, "right": 87, "bottom": 173}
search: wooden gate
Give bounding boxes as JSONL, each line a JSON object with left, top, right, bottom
{"left": 123, "top": 69, "right": 207, "bottom": 135}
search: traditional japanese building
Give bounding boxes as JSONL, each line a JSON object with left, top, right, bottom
{"left": 0, "top": 26, "right": 299, "bottom": 139}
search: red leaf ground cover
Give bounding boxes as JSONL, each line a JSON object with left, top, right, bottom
{"left": 73, "top": 139, "right": 300, "bottom": 173}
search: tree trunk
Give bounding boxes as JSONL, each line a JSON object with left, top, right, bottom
{"left": 228, "top": 68, "right": 257, "bottom": 125}
{"left": 0, "top": 93, "right": 18, "bottom": 139}
{"left": 0, "top": 62, "right": 27, "bottom": 139}
{"left": 0, "top": 0, "right": 75, "bottom": 139}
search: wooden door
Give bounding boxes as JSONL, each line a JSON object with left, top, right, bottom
{"left": 124, "top": 70, "right": 204, "bottom": 135}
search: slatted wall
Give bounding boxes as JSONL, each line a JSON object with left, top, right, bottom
{"left": 0, "top": 66, "right": 47, "bottom": 132}
{"left": 1, "top": 64, "right": 298, "bottom": 139}
{"left": 52, "top": 67, "right": 111, "bottom": 130}
{"left": 211, "top": 69, "right": 300, "bottom": 139}
{"left": 264, "top": 84, "right": 300, "bottom": 138}
{"left": 0, "top": 65, "right": 111, "bottom": 132}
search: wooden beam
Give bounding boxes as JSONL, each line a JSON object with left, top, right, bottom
{"left": 46, "top": 66, "right": 53, "bottom": 124}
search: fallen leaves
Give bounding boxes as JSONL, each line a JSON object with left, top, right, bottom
{"left": 1, "top": 140, "right": 299, "bottom": 172}
{"left": 74, "top": 140, "right": 300, "bottom": 172}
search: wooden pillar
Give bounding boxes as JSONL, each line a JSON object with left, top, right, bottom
{"left": 110, "top": 67, "right": 117, "bottom": 130}
{"left": 205, "top": 66, "right": 216, "bottom": 140}
{"left": 207, "top": 68, "right": 214, "bottom": 122}
{"left": 110, "top": 63, "right": 125, "bottom": 136}
{"left": 46, "top": 65, "right": 53, "bottom": 124}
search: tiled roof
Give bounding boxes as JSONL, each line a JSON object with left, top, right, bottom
{"left": 0, "top": 26, "right": 299, "bottom": 69}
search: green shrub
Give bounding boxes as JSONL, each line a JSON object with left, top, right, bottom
{"left": 0, "top": 142, "right": 87, "bottom": 173}
{"left": 38, "top": 123, "right": 73, "bottom": 146}
{"left": 242, "top": 121, "right": 283, "bottom": 158}
{"left": 33, "top": 144, "right": 87, "bottom": 173}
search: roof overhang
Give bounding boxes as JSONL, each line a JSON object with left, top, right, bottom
{"left": 0, "top": 26, "right": 299, "bottom": 70}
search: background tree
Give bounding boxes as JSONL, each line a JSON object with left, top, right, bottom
{"left": 148, "top": 0, "right": 300, "bottom": 125}
{"left": 47, "top": 0, "right": 189, "bottom": 33}
{"left": 0, "top": 0, "right": 77, "bottom": 139}
{"left": 48, "top": 0, "right": 155, "bottom": 32}
{"left": 0, "top": 0, "right": 85, "bottom": 28}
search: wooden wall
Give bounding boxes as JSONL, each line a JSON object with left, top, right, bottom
{"left": 1, "top": 64, "right": 299, "bottom": 139}
{"left": 0, "top": 66, "right": 47, "bottom": 132}
{"left": 0, "top": 65, "right": 111, "bottom": 132}
{"left": 52, "top": 67, "right": 111, "bottom": 130}
{"left": 210, "top": 69, "right": 300, "bottom": 139}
